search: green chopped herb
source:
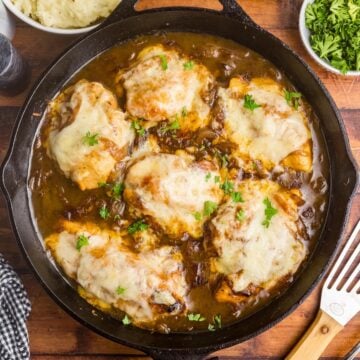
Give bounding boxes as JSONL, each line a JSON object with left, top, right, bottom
{"left": 262, "top": 197, "right": 278, "bottom": 228}
{"left": 305, "top": 0, "right": 360, "bottom": 73}
{"left": 231, "top": 191, "right": 244, "bottom": 203}
{"left": 122, "top": 315, "right": 131, "bottom": 325}
{"left": 214, "top": 176, "right": 221, "bottom": 184}
{"left": 208, "top": 323, "right": 216, "bottom": 332}
{"left": 112, "top": 182, "right": 125, "bottom": 199}
{"left": 236, "top": 209, "right": 246, "bottom": 222}
{"left": 193, "top": 212, "right": 202, "bottom": 221}
{"left": 131, "top": 119, "right": 145, "bottom": 136}
{"left": 76, "top": 234, "right": 89, "bottom": 251}
{"left": 183, "top": 60, "right": 194, "bottom": 70}
{"left": 203, "top": 201, "right": 218, "bottom": 217}
{"left": 243, "top": 94, "right": 261, "bottom": 111}
{"left": 284, "top": 90, "right": 302, "bottom": 110}
{"left": 82, "top": 131, "right": 99, "bottom": 146}
{"left": 214, "top": 314, "right": 222, "bottom": 328}
{"left": 159, "top": 54, "right": 168, "bottom": 70}
{"left": 187, "top": 313, "right": 206, "bottom": 322}
{"left": 116, "top": 286, "right": 126, "bottom": 295}
{"left": 181, "top": 106, "right": 188, "bottom": 117}
{"left": 161, "top": 117, "right": 180, "bottom": 133}
{"left": 128, "top": 219, "right": 149, "bottom": 235}
{"left": 220, "top": 179, "right": 234, "bottom": 195}
{"left": 98, "top": 182, "right": 108, "bottom": 188}
{"left": 205, "top": 173, "right": 211, "bottom": 182}
{"left": 99, "top": 205, "right": 110, "bottom": 220}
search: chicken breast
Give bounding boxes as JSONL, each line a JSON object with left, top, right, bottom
{"left": 124, "top": 153, "right": 223, "bottom": 239}
{"left": 209, "top": 179, "right": 307, "bottom": 305}
{"left": 46, "top": 80, "right": 135, "bottom": 190}
{"left": 116, "top": 45, "right": 213, "bottom": 131}
{"left": 45, "top": 221, "right": 188, "bottom": 325}
{"left": 217, "top": 77, "right": 312, "bottom": 172}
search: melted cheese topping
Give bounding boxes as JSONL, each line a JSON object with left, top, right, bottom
{"left": 218, "top": 77, "right": 312, "bottom": 172}
{"left": 117, "top": 45, "right": 213, "bottom": 130}
{"left": 45, "top": 221, "right": 188, "bottom": 324}
{"left": 47, "top": 80, "right": 134, "bottom": 190}
{"left": 124, "top": 153, "right": 223, "bottom": 238}
{"left": 210, "top": 180, "right": 307, "bottom": 304}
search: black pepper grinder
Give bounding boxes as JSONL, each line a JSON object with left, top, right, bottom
{"left": 0, "top": 33, "right": 30, "bottom": 96}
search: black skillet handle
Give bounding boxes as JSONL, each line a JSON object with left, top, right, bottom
{"left": 103, "top": 0, "right": 257, "bottom": 27}
{"left": 145, "top": 350, "right": 216, "bottom": 360}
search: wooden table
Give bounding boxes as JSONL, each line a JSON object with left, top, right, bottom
{"left": 0, "top": 0, "right": 359, "bottom": 359}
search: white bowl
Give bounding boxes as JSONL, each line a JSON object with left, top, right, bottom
{"left": 2, "top": 0, "right": 100, "bottom": 35}
{"left": 299, "top": 0, "right": 360, "bottom": 76}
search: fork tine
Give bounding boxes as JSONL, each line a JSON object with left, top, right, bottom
{"left": 350, "top": 277, "right": 360, "bottom": 294}
{"left": 332, "top": 238, "right": 360, "bottom": 290}
{"left": 343, "top": 261, "right": 360, "bottom": 292}
{"left": 324, "top": 220, "right": 360, "bottom": 289}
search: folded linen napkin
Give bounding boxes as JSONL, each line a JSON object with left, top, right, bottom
{"left": 0, "top": 255, "right": 31, "bottom": 360}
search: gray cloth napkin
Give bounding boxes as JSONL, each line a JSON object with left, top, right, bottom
{"left": 0, "top": 255, "right": 31, "bottom": 360}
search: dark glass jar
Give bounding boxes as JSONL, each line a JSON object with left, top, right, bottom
{"left": 0, "top": 34, "right": 30, "bottom": 96}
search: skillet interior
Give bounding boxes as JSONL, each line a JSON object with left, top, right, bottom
{"left": 1, "top": 2, "right": 358, "bottom": 358}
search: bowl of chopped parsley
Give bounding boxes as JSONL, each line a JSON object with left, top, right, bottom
{"left": 299, "top": 0, "right": 360, "bottom": 75}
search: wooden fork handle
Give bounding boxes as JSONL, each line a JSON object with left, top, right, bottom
{"left": 285, "top": 309, "right": 344, "bottom": 360}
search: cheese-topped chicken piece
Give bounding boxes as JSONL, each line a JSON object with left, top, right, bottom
{"left": 124, "top": 153, "right": 223, "bottom": 239}
{"left": 116, "top": 45, "right": 213, "bottom": 130}
{"left": 45, "top": 221, "right": 188, "bottom": 325}
{"left": 46, "top": 80, "right": 134, "bottom": 190}
{"left": 217, "top": 77, "right": 312, "bottom": 172}
{"left": 209, "top": 179, "right": 307, "bottom": 304}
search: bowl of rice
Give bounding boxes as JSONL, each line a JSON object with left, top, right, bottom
{"left": 2, "top": 0, "right": 121, "bottom": 35}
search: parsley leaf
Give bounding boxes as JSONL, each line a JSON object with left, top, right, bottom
{"left": 82, "top": 131, "right": 99, "bottom": 146}
{"left": 205, "top": 173, "right": 211, "bottom": 182}
{"left": 98, "top": 182, "right": 108, "bottom": 188}
{"left": 183, "top": 60, "right": 194, "bottom": 70}
{"left": 116, "top": 286, "right": 126, "bottom": 295}
{"left": 76, "top": 234, "right": 89, "bottom": 251}
{"left": 159, "top": 54, "right": 168, "bottom": 70}
{"left": 122, "top": 315, "right": 131, "bottom": 325}
{"left": 284, "top": 90, "right": 302, "bottom": 110}
{"left": 203, "top": 201, "right": 218, "bottom": 217}
{"left": 208, "top": 323, "right": 216, "bottom": 331}
{"left": 236, "top": 209, "right": 245, "bottom": 222}
{"left": 214, "top": 176, "right": 220, "bottom": 184}
{"left": 161, "top": 117, "right": 180, "bottom": 133}
{"left": 112, "top": 182, "right": 125, "bottom": 199}
{"left": 193, "top": 212, "right": 202, "bottom": 221}
{"left": 128, "top": 219, "right": 148, "bottom": 234}
{"left": 187, "top": 313, "right": 206, "bottom": 322}
{"left": 214, "top": 314, "right": 222, "bottom": 328}
{"left": 231, "top": 191, "right": 244, "bottom": 203}
{"left": 131, "top": 119, "right": 145, "bottom": 136}
{"left": 262, "top": 197, "right": 278, "bottom": 228}
{"left": 243, "top": 94, "right": 261, "bottom": 111}
{"left": 99, "top": 205, "right": 110, "bottom": 220}
{"left": 220, "top": 179, "right": 234, "bottom": 195}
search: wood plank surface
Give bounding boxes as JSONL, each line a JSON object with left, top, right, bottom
{"left": 0, "top": 0, "right": 359, "bottom": 359}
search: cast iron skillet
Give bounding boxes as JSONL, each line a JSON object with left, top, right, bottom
{"left": 1, "top": 1, "right": 358, "bottom": 359}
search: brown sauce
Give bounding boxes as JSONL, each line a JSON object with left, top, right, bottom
{"left": 29, "top": 32, "right": 329, "bottom": 333}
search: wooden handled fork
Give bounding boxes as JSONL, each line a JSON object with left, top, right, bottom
{"left": 286, "top": 220, "right": 360, "bottom": 360}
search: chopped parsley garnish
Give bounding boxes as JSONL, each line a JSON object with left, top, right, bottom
{"left": 187, "top": 313, "right": 206, "bottom": 322}
{"left": 99, "top": 205, "right": 110, "bottom": 220}
{"left": 159, "top": 54, "right": 168, "bottom": 70}
{"left": 181, "top": 106, "right": 187, "bottom": 117}
{"left": 284, "top": 90, "right": 302, "bottom": 110}
{"left": 76, "top": 234, "right": 89, "bottom": 251}
{"left": 214, "top": 176, "right": 220, "bottom": 184}
{"left": 98, "top": 182, "right": 108, "bottom": 188}
{"left": 205, "top": 173, "right": 211, "bottom": 182}
{"left": 220, "top": 179, "right": 234, "bottom": 195}
{"left": 116, "top": 286, "right": 126, "bottom": 295}
{"left": 262, "top": 197, "right": 278, "bottom": 228}
{"left": 128, "top": 219, "right": 149, "bottom": 234}
{"left": 214, "top": 314, "right": 222, "bottom": 328}
{"left": 243, "top": 94, "right": 261, "bottom": 111}
{"left": 82, "top": 131, "right": 99, "bottom": 146}
{"left": 305, "top": 0, "right": 360, "bottom": 73}
{"left": 231, "top": 191, "right": 244, "bottom": 203}
{"left": 112, "top": 182, "right": 125, "bottom": 199}
{"left": 236, "top": 209, "right": 245, "bottom": 222}
{"left": 122, "top": 315, "right": 131, "bottom": 325}
{"left": 183, "top": 60, "right": 194, "bottom": 70}
{"left": 131, "top": 119, "right": 145, "bottom": 136}
{"left": 208, "top": 323, "right": 216, "bottom": 331}
{"left": 193, "top": 211, "right": 202, "bottom": 221}
{"left": 203, "top": 201, "right": 218, "bottom": 217}
{"left": 161, "top": 118, "right": 180, "bottom": 133}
